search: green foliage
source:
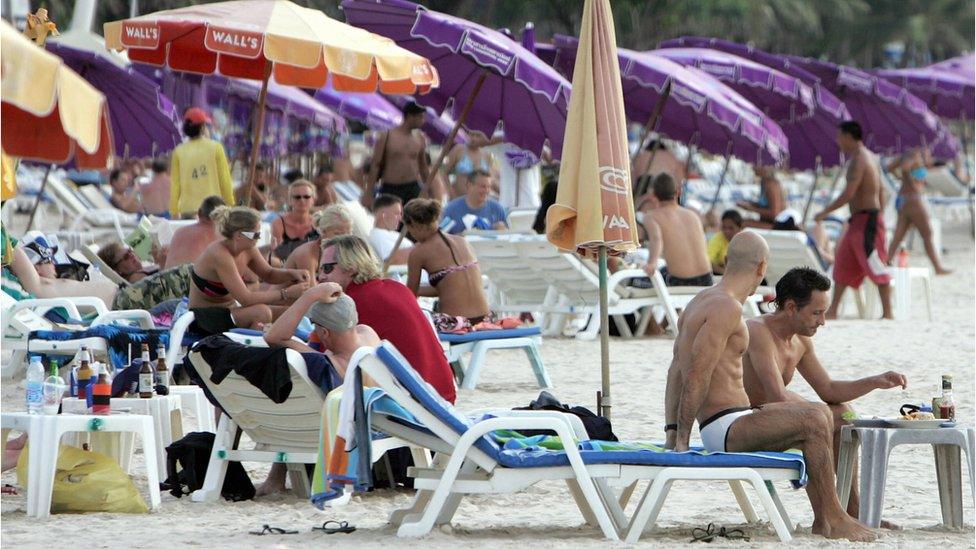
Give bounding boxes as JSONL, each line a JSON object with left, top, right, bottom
{"left": 31, "top": 0, "right": 973, "bottom": 67}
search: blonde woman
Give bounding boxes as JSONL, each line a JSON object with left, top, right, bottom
{"left": 283, "top": 203, "right": 353, "bottom": 278}
{"left": 270, "top": 179, "right": 319, "bottom": 261}
{"left": 189, "top": 206, "right": 310, "bottom": 334}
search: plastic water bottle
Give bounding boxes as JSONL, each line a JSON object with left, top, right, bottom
{"left": 26, "top": 356, "right": 45, "bottom": 414}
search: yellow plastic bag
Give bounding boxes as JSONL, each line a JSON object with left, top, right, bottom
{"left": 16, "top": 443, "right": 148, "bottom": 514}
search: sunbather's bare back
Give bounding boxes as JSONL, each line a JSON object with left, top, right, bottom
{"left": 647, "top": 204, "right": 711, "bottom": 278}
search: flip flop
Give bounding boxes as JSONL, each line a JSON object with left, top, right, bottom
{"left": 249, "top": 524, "right": 299, "bottom": 536}
{"left": 312, "top": 520, "right": 356, "bottom": 534}
{"left": 690, "top": 523, "right": 749, "bottom": 543}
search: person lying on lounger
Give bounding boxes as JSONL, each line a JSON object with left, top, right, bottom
{"left": 742, "top": 266, "right": 906, "bottom": 529}
{"left": 663, "top": 232, "right": 876, "bottom": 541}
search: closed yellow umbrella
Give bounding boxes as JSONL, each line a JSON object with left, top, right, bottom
{"left": 1, "top": 20, "right": 113, "bottom": 168}
{"left": 546, "top": 0, "right": 636, "bottom": 418}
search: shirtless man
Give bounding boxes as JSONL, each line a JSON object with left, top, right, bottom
{"left": 743, "top": 266, "right": 906, "bottom": 527}
{"left": 108, "top": 168, "right": 141, "bottom": 214}
{"left": 642, "top": 173, "right": 713, "bottom": 287}
{"left": 815, "top": 121, "right": 893, "bottom": 319}
{"left": 164, "top": 195, "right": 225, "bottom": 269}
{"left": 664, "top": 232, "right": 876, "bottom": 541}
{"left": 362, "top": 101, "right": 430, "bottom": 209}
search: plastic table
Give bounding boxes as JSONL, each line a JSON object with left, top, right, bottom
{"left": 836, "top": 424, "right": 975, "bottom": 528}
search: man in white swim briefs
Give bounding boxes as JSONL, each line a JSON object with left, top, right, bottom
{"left": 662, "top": 232, "right": 875, "bottom": 542}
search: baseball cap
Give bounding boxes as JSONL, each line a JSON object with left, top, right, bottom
{"left": 19, "top": 231, "right": 58, "bottom": 265}
{"left": 308, "top": 294, "right": 358, "bottom": 333}
{"left": 184, "top": 107, "right": 211, "bottom": 124}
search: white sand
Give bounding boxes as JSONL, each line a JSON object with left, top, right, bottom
{"left": 2, "top": 223, "right": 974, "bottom": 548}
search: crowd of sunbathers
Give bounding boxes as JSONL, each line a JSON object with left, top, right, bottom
{"left": 3, "top": 112, "right": 955, "bottom": 541}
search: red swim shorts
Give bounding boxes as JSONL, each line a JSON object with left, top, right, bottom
{"left": 833, "top": 210, "right": 891, "bottom": 288}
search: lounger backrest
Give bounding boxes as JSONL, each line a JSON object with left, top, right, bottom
{"left": 1, "top": 289, "right": 56, "bottom": 341}
{"left": 468, "top": 235, "right": 551, "bottom": 308}
{"left": 747, "top": 228, "right": 825, "bottom": 286}
{"left": 925, "top": 166, "right": 967, "bottom": 197}
{"left": 370, "top": 342, "right": 501, "bottom": 467}
{"left": 517, "top": 238, "right": 626, "bottom": 306}
{"left": 80, "top": 244, "right": 130, "bottom": 286}
{"left": 188, "top": 346, "right": 326, "bottom": 453}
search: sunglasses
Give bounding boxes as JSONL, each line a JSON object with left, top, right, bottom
{"left": 240, "top": 230, "right": 260, "bottom": 241}
{"left": 291, "top": 194, "right": 312, "bottom": 200}
{"left": 318, "top": 262, "right": 337, "bottom": 275}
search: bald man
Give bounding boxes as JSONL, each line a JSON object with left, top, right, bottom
{"left": 663, "top": 232, "right": 875, "bottom": 542}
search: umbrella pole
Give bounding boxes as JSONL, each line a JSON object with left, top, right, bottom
{"left": 25, "top": 164, "right": 54, "bottom": 232}
{"left": 598, "top": 245, "right": 611, "bottom": 419}
{"left": 381, "top": 70, "right": 489, "bottom": 276}
{"left": 245, "top": 61, "right": 273, "bottom": 209}
{"left": 800, "top": 158, "right": 824, "bottom": 226}
{"left": 630, "top": 80, "right": 672, "bottom": 166}
{"left": 708, "top": 150, "right": 733, "bottom": 212}
{"left": 680, "top": 144, "right": 696, "bottom": 206}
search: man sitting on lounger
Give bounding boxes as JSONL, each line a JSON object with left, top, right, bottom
{"left": 743, "top": 266, "right": 906, "bottom": 528}
{"left": 663, "top": 232, "right": 876, "bottom": 541}
{"left": 641, "top": 173, "right": 713, "bottom": 287}
{"left": 259, "top": 281, "right": 380, "bottom": 496}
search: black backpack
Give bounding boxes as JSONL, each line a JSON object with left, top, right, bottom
{"left": 514, "top": 391, "right": 618, "bottom": 442}
{"left": 162, "top": 431, "right": 255, "bottom": 501}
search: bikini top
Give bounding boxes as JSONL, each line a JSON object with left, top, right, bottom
{"left": 191, "top": 266, "right": 229, "bottom": 297}
{"left": 428, "top": 230, "right": 477, "bottom": 287}
{"left": 453, "top": 151, "right": 491, "bottom": 176}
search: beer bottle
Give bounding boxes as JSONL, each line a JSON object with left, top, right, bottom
{"left": 77, "top": 352, "right": 93, "bottom": 400}
{"left": 155, "top": 344, "right": 169, "bottom": 391}
{"left": 139, "top": 357, "right": 154, "bottom": 399}
{"left": 939, "top": 375, "right": 956, "bottom": 422}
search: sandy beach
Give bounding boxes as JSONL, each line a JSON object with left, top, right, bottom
{"left": 2, "top": 222, "right": 974, "bottom": 548}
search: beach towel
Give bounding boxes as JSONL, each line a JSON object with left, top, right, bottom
{"left": 30, "top": 325, "right": 170, "bottom": 371}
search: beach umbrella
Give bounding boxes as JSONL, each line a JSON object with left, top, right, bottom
{"left": 547, "top": 0, "right": 637, "bottom": 419}
{"left": 929, "top": 54, "right": 976, "bottom": 82}
{"left": 384, "top": 94, "right": 466, "bottom": 145}
{"left": 551, "top": 35, "right": 788, "bottom": 169}
{"left": 46, "top": 41, "right": 181, "bottom": 159}
{"left": 663, "top": 37, "right": 944, "bottom": 157}
{"left": 1, "top": 20, "right": 113, "bottom": 169}
{"left": 315, "top": 78, "right": 403, "bottom": 130}
{"left": 653, "top": 46, "right": 850, "bottom": 171}
{"left": 876, "top": 66, "right": 975, "bottom": 120}
{"left": 342, "top": 0, "right": 572, "bottom": 159}
{"left": 104, "top": 0, "right": 438, "bottom": 206}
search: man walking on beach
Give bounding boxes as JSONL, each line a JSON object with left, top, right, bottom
{"left": 642, "top": 173, "right": 713, "bottom": 286}
{"left": 815, "top": 121, "right": 893, "bottom": 319}
{"left": 664, "top": 232, "right": 876, "bottom": 541}
{"left": 362, "top": 101, "right": 431, "bottom": 209}
{"left": 743, "top": 266, "right": 906, "bottom": 528}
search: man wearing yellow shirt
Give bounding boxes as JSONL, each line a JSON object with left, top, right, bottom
{"left": 707, "top": 209, "right": 743, "bottom": 275}
{"left": 170, "top": 108, "right": 235, "bottom": 219}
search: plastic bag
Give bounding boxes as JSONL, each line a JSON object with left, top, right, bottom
{"left": 17, "top": 443, "right": 148, "bottom": 514}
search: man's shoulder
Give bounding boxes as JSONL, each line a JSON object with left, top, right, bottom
{"left": 443, "top": 197, "right": 467, "bottom": 213}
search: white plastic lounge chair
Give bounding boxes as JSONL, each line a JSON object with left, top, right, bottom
{"left": 357, "top": 342, "right": 806, "bottom": 541}
{"left": 506, "top": 208, "right": 537, "bottom": 232}
{"left": 440, "top": 326, "right": 550, "bottom": 390}
{"left": 186, "top": 345, "right": 407, "bottom": 501}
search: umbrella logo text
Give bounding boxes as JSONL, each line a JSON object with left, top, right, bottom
{"left": 603, "top": 214, "right": 630, "bottom": 230}
{"left": 599, "top": 166, "right": 630, "bottom": 195}
{"left": 205, "top": 27, "right": 263, "bottom": 59}
{"left": 120, "top": 21, "right": 160, "bottom": 48}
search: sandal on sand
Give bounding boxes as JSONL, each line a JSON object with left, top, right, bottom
{"left": 690, "top": 523, "right": 749, "bottom": 543}
{"left": 249, "top": 524, "right": 299, "bottom": 536}
{"left": 312, "top": 520, "right": 356, "bottom": 534}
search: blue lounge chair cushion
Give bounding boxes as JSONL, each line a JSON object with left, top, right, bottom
{"left": 438, "top": 326, "right": 541, "bottom": 343}
{"left": 228, "top": 327, "right": 312, "bottom": 341}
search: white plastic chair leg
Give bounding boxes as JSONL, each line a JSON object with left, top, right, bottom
{"left": 566, "top": 478, "right": 600, "bottom": 527}
{"left": 192, "top": 414, "right": 234, "bottom": 503}
{"left": 728, "top": 480, "right": 759, "bottom": 523}
{"left": 625, "top": 476, "right": 675, "bottom": 542}
{"left": 524, "top": 341, "right": 552, "bottom": 388}
{"left": 458, "top": 343, "right": 488, "bottom": 390}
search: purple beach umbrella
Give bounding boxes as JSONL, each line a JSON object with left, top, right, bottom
{"left": 663, "top": 37, "right": 946, "bottom": 158}
{"left": 46, "top": 41, "right": 182, "bottom": 159}
{"left": 552, "top": 35, "right": 788, "bottom": 165}
{"left": 876, "top": 66, "right": 975, "bottom": 120}
{"left": 383, "top": 93, "right": 467, "bottom": 144}
{"left": 315, "top": 79, "right": 403, "bottom": 130}
{"left": 929, "top": 54, "right": 976, "bottom": 83}
{"left": 342, "top": 0, "right": 572, "bottom": 159}
{"left": 653, "top": 46, "right": 848, "bottom": 170}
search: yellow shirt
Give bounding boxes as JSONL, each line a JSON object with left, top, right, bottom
{"left": 169, "top": 137, "right": 234, "bottom": 218}
{"left": 707, "top": 232, "right": 729, "bottom": 268}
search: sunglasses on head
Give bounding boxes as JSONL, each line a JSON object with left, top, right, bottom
{"left": 240, "top": 230, "right": 260, "bottom": 241}
{"left": 318, "top": 262, "right": 337, "bottom": 275}
{"left": 291, "top": 194, "right": 312, "bottom": 200}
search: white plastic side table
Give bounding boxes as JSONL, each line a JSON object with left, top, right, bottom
{"left": 1, "top": 412, "right": 161, "bottom": 518}
{"left": 62, "top": 395, "right": 181, "bottom": 479}
{"left": 168, "top": 385, "right": 216, "bottom": 433}
{"left": 836, "top": 424, "right": 975, "bottom": 528}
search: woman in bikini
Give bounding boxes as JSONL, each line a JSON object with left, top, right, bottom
{"left": 270, "top": 179, "right": 319, "bottom": 262}
{"left": 444, "top": 131, "right": 495, "bottom": 198}
{"left": 189, "top": 206, "right": 310, "bottom": 334}
{"left": 885, "top": 149, "right": 951, "bottom": 274}
{"left": 403, "top": 199, "right": 491, "bottom": 327}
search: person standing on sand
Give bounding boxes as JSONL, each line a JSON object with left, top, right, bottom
{"left": 743, "top": 266, "right": 906, "bottom": 529}
{"left": 169, "top": 108, "right": 235, "bottom": 219}
{"left": 362, "top": 101, "right": 430, "bottom": 210}
{"left": 885, "top": 149, "right": 952, "bottom": 275}
{"left": 815, "top": 121, "right": 893, "bottom": 320}
{"left": 664, "top": 231, "right": 876, "bottom": 542}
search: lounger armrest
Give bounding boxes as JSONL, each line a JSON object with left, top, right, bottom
{"left": 468, "top": 409, "right": 588, "bottom": 439}
{"left": 456, "top": 418, "right": 594, "bottom": 473}
{"left": 89, "top": 309, "right": 156, "bottom": 329}
{"left": 606, "top": 269, "right": 651, "bottom": 290}
{"left": 11, "top": 298, "right": 85, "bottom": 320}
